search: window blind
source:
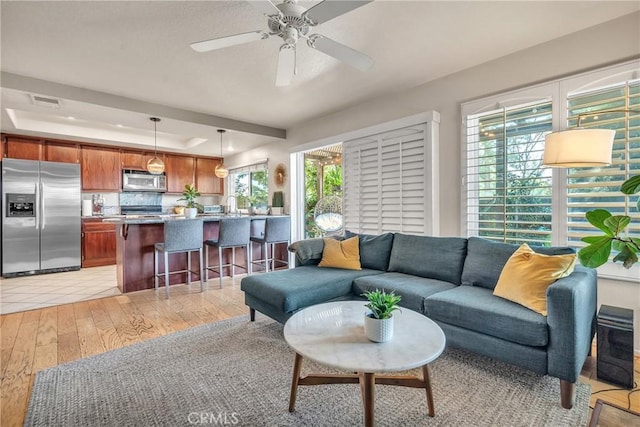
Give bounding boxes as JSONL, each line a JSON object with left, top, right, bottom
{"left": 343, "top": 124, "right": 430, "bottom": 235}
{"left": 465, "top": 101, "right": 553, "bottom": 245}
{"left": 566, "top": 81, "right": 640, "bottom": 250}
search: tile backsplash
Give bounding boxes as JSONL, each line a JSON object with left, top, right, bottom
{"left": 80, "top": 192, "right": 220, "bottom": 215}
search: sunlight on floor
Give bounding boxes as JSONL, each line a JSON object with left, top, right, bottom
{"left": 0, "top": 265, "right": 120, "bottom": 315}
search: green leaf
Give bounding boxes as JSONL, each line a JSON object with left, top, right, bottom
{"left": 621, "top": 175, "right": 640, "bottom": 195}
{"left": 612, "top": 244, "right": 638, "bottom": 269}
{"left": 612, "top": 240, "right": 626, "bottom": 251}
{"left": 582, "top": 236, "right": 607, "bottom": 244}
{"left": 603, "top": 215, "right": 631, "bottom": 236}
{"left": 578, "top": 236, "right": 613, "bottom": 268}
{"left": 585, "top": 209, "right": 614, "bottom": 236}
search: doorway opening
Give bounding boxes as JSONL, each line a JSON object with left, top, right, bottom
{"left": 303, "top": 143, "right": 343, "bottom": 238}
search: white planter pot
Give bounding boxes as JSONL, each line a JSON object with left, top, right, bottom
{"left": 364, "top": 313, "right": 394, "bottom": 343}
{"left": 185, "top": 207, "right": 198, "bottom": 219}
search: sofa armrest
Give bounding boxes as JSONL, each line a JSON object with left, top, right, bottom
{"left": 546, "top": 265, "right": 597, "bottom": 382}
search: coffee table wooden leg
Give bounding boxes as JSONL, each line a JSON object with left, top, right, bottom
{"left": 289, "top": 353, "right": 303, "bottom": 412}
{"left": 423, "top": 365, "right": 435, "bottom": 417}
{"left": 363, "top": 372, "right": 375, "bottom": 427}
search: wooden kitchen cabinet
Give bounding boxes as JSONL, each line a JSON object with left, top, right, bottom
{"left": 196, "top": 157, "right": 224, "bottom": 195}
{"left": 81, "top": 146, "right": 121, "bottom": 191}
{"left": 45, "top": 141, "right": 80, "bottom": 163}
{"left": 82, "top": 218, "right": 117, "bottom": 267}
{"left": 165, "top": 154, "right": 195, "bottom": 193}
{"left": 121, "top": 150, "right": 165, "bottom": 171}
{"left": 3, "top": 136, "right": 42, "bottom": 160}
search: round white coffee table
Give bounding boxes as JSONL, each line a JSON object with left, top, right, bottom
{"left": 284, "top": 301, "right": 446, "bottom": 427}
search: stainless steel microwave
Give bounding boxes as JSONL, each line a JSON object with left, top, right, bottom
{"left": 122, "top": 170, "right": 167, "bottom": 192}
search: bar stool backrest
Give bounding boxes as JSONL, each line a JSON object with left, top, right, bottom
{"left": 218, "top": 217, "right": 251, "bottom": 247}
{"left": 164, "top": 219, "right": 204, "bottom": 252}
{"left": 264, "top": 216, "right": 290, "bottom": 244}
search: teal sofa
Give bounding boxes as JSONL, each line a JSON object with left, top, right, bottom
{"left": 240, "top": 233, "right": 597, "bottom": 409}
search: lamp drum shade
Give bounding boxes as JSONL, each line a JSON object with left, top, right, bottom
{"left": 543, "top": 128, "right": 615, "bottom": 167}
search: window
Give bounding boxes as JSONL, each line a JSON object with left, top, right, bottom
{"left": 565, "top": 82, "right": 640, "bottom": 250}
{"left": 463, "top": 60, "right": 640, "bottom": 281}
{"left": 228, "top": 162, "right": 268, "bottom": 209}
{"left": 465, "top": 101, "right": 553, "bottom": 245}
{"left": 343, "top": 114, "right": 439, "bottom": 236}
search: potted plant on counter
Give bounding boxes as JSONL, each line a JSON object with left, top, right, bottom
{"left": 178, "top": 184, "right": 201, "bottom": 218}
{"left": 272, "top": 191, "right": 284, "bottom": 215}
{"left": 363, "top": 289, "right": 402, "bottom": 343}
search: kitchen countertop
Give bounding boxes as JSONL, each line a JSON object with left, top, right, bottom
{"left": 102, "top": 214, "right": 287, "bottom": 225}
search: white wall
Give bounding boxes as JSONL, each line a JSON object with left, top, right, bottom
{"left": 230, "top": 12, "right": 640, "bottom": 349}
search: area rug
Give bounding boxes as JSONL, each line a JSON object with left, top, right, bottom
{"left": 25, "top": 316, "right": 590, "bottom": 426}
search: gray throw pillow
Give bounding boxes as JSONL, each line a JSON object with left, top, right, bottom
{"left": 344, "top": 231, "right": 394, "bottom": 271}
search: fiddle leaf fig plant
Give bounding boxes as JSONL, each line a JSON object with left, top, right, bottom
{"left": 178, "top": 184, "right": 203, "bottom": 211}
{"left": 578, "top": 175, "right": 640, "bottom": 269}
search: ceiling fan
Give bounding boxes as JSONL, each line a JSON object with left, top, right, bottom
{"left": 190, "top": 0, "right": 374, "bottom": 86}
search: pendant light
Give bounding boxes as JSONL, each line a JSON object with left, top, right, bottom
{"left": 215, "top": 129, "right": 229, "bottom": 178}
{"left": 147, "top": 117, "right": 165, "bottom": 174}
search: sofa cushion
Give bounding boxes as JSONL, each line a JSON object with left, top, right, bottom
{"left": 493, "top": 244, "right": 577, "bottom": 316}
{"left": 288, "top": 238, "right": 325, "bottom": 266}
{"left": 461, "top": 237, "right": 576, "bottom": 290}
{"left": 353, "top": 272, "right": 457, "bottom": 314}
{"left": 424, "top": 286, "right": 548, "bottom": 347}
{"left": 240, "top": 266, "right": 383, "bottom": 313}
{"left": 318, "top": 236, "right": 361, "bottom": 270}
{"left": 387, "top": 234, "right": 468, "bottom": 284}
{"left": 345, "top": 231, "right": 395, "bottom": 271}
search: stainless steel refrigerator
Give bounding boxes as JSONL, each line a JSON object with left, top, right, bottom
{"left": 2, "top": 158, "right": 81, "bottom": 277}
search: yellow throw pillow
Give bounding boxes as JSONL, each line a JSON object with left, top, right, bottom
{"left": 318, "top": 236, "right": 361, "bottom": 270}
{"left": 493, "top": 243, "right": 577, "bottom": 316}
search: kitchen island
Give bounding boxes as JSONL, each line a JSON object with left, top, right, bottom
{"left": 105, "top": 215, "right": 289, "bottom": 293}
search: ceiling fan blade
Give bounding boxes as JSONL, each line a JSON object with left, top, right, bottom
{"left": 249, "top": 0, "right": 282, "bottom": 17}
{"left": 303, "top": 0, "right": 372, "bottom": 25}
{"left": 275, "top": 44, "right": 296, "bottom": 87}
{"left": 190, "top": 30, "right": 268, "bottom": 52}
{"left": 308, "top": 35, "right": 374, "bottom": 71}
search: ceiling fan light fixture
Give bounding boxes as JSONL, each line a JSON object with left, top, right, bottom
{"left": 215, "top": 129, "right": 229, "bottom": 178}
{"left": 147, "top": 117, "right": 165, "bottom": 175}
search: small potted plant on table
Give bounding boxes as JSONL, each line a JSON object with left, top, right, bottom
{"left": 363, "top": 289, "right": 402, "bottom": 343}
{"left": 178, "top": 184, "right": 201, "bottom": 218}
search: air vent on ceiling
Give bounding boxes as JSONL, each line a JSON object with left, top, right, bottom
{"left": 30, "top": 94, "right": 61, "bottom": 108}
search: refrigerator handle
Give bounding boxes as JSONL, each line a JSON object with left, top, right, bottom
{"left": 34, "top": 182, "right": 40, "bottom": 230}
{"left": 40, "top": 181, "right": 46, "bottom": 230}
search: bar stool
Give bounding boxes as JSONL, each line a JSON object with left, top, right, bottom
{"left": 154, "top": 218, "right": 204, "bottom": 298}
{"left": 250, "top": 216, "right": 290, "bottom": 273}
{"left": 204, "top": 217, "right": 251, "bottom": 288}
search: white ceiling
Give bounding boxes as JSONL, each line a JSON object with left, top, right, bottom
{"left": 1, "top": 1, "right": 638, "bottom": 156}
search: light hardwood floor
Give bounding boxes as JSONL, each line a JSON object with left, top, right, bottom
{"left": 1, "top": 278, "right": 639, "bottom": 426}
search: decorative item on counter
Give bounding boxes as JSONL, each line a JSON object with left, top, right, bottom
{"left": 363, "top": 289, "right": 401, "bottom": 343}
{"left": 82, "top": 199, "right": 93, "bottom": 217}
{"left": 173, "top": 206, "right": 185, "bottom": 215}
{"left": 274, "top": 163, "right": 286, "bottom": 187}
{"left": 271, "top": 191, "right": 284, "bottom": 215}
{"left": 177, "top": 184, "right": 202, "bottom": 218}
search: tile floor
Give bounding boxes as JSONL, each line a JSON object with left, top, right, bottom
{"left": 0, "top": 265, "right": 121, "bottom": 315}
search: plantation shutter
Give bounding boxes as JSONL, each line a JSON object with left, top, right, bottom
{"left": 343, "top": 121, "right": 437, "bottom": 235}
{"left": 465, "top": 100, "right": 553, "bottom": 245}
{"left": 565, "top": 81, "right": 640, "bottom": 249}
